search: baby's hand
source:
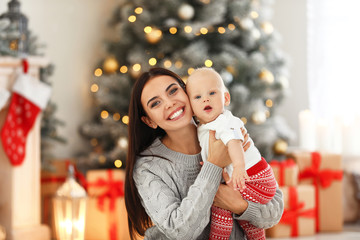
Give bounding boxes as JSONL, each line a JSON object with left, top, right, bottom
{"left": 227, "top": 166, "right": 250, "bottom": 192}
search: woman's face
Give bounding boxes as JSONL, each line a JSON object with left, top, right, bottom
{"left": 140, "top": 75, "right": 194, "bottom": 132}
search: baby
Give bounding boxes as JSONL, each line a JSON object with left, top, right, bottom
{"left": 186, "top": 67, "right": 277, "bottom": 240}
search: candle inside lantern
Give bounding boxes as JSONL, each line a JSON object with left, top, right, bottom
{"left": 53, "top": 165, "right": 87, "bottom": 240}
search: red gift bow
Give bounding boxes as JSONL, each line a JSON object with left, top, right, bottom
{"left": 298, "top": 152, "right": 343, "bottom": 232}
{"left": 87, "top": 170, "right": 124, "bottom": 240}
{"left": 280, "top": 186, "right": 316, "bottom": 237}
{"left": 270, "top": 159, "right": 296, "bottom": 186}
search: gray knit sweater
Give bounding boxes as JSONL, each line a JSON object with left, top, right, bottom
{"left": 134, "top": 138, "right": 283, "bottom": 240}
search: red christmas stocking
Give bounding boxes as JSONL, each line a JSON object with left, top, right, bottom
{"left": 1, "top": 74, "right": 51, "bottom": 166}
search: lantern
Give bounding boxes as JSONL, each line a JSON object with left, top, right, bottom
{"left": 53, "top": 165, "right": 87, "bottom": 240}
{"left": 0, "top": 0, "right": 29, "bottom": 53}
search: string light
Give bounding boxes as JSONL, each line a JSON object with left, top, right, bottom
{"left": 241, "top": 117, "right": 247, "bottom": 125}
{"left": 250, "top": 11, "right": 259, "bottom": 19}
{"left": 90, "top": 84, "right": 99, "bottom": 93}
{"left": 184, "top": 26, "right": 192, "bottom": 33}
{"left": 218, "top": 27, "right": 226, "bottom": 34}
{"left": 164, "top": 60, "right": 172, "bottom": 68}
{"left": 103, "top": 57, "right": 119, "bottom": 73}
{"left": 113, "top": 113, "right": 121, "bottom": 121}
{"left": 188, "top": 68, "right": 195, "bottom": 75}
{"left": 128, "top": 15, "right": 136, "bottom": 22}
{"left": 228, "top": 23, "right": 236, "bottom": 30}
{"left": 101, "top": 110, "right": 109, "bottom": 119}
{"left": 145, "top": 27, "right": 162, "bottom": 44}
{"left": 144, "top": 26, "right": 152, "bottom": 33}
{"left": 120, "top": 65, "right": 128, "bottom": 73}
{"left": 132, "top": 63, "right": 141, "bottom": 71}
{"left": 149, "top": 58, "right": 157, "bottom": 66}
{"left": 169, "top": 27, "right": 177, "bottom": 34}
{"left": 122, "top": 115, "right": 129, "bottom": 124}
{"left": 118, "top": 137, "right": 128, "bottom": 148}
{"left": 114, "top": 160, "right": 123, "bottom": 168}
{"left": 265, "top": 99, "right": 273, "bottom": 108}
{"left": 134, "top": 7, "right": 143, "bottom": 14}
{"left": 261, "top": 22, "right": 274, "bottom": 34}
{"left": 205, "top": 59, "right": 213, "bottom": 67}
{"left": 200, "top": 27, "right": 208, "bottom": 34}
{"left": 175, "top": 60, "right": 183, "bottom": 69}
{"left": 94, "top": 68, "right": 103, "bottom": 77}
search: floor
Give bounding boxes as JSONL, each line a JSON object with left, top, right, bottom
{"left": 268, "top": 222, "right": 360, "bottom": 240}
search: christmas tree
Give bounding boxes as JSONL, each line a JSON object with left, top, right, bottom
{"left": 79, "top": 0, "right": 295, "bottom": 169}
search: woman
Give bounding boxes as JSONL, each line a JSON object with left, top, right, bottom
{"left": 125, "top": 68, "right": 283, "bottom": 240}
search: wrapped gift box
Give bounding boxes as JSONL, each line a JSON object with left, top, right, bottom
{"left": 287, "top": 151, "right": 343, "bottom": 232}
{"left": 85, "top": 169, "right": 135, "bottom": 240}
{"left": 86, "top": 169, "right": 125, "bottom": 196}
{"left": 269, "top": 159, "right": 299, "bottom": 186}
{"left": 266, "top": 185, "right": 316, "bottom": 238}
{"left": 85, "top": 197, "right": 130, "bottom": 240}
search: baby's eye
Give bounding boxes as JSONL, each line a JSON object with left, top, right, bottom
{"left": 210, "top": 91, "right": 216, "bottom": 95}
{"left": 195, "top": 95, "right": 201, "bottom": 99}
{"left": 169, "top": 87, "right": 178, "bottom": 95}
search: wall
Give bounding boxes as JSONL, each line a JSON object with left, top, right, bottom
{"left": 272, "top": 0, "right": 308, "bottom": 145}
{"left": 0, "top": 0, "right": 307, "bottom": 158}
{"left": 0, "top": 0, "right": 120, "bottom": 158}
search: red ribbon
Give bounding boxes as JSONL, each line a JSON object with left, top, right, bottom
{"left": 298, "top": 152, "right": 343, "bottom": 232}
{"left": 41, "top": 176, "right": 66, "bottom": 184}
{"left": 87, "top": 170, "right": 124, "bottom": 240}
{"left": 280, "top": 187, "right": 316, "bottom": 237}
{"left": 22, "top": 58, "right": 29, "bottom": 73}
{"left": 270, "top": 159, "right": 296, "bottom": 186}
{"left": 40, "top": 160, "right": 87, "bottom": 190}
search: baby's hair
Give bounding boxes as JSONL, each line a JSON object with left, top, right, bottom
{"left": 188, "top": 67, "right": 229, "bottom": 93}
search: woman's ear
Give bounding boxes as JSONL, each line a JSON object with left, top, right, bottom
{"left": 141, "top": 116, "right": 158, "bottom": 129}
{"left": 224, "top": 92, "right": 231, "bottom": 106}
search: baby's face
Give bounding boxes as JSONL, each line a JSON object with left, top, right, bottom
{"left": 186, "top": 70, "right": 228, "bottom": 124}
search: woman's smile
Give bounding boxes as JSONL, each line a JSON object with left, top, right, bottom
{"left": 168, "top": 107, "right": 185, "bottom": 120}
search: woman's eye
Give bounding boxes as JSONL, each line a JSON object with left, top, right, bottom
{"left": 195, "top": 95, "right": 201, "bottom": 99}
{"left": 150, "top": 101, "right": 160, "bottom": 108}
{"left": 169, "top": 87, "right": 178, "bottom": 95}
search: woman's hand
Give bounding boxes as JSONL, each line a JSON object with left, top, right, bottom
{"left": 213, "top": 170, "right": 249, "bottom": 215}
{"left": 207, "top": 131, "right": 231, "bottom": 168}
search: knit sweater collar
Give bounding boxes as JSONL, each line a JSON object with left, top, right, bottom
{"left": 151, "top": 137, "right": 202, "bottom": 165}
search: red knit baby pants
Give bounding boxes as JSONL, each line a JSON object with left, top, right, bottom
{"left": 209, "top": 158, "right": 277, "bottom": 240}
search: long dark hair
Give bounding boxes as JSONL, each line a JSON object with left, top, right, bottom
{"left": 125, "top": 67, "right": 186, "bottom": 239}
